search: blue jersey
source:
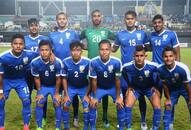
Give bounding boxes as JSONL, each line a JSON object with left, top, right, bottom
{"left": 31, "top": 57, "right": 63, "bottom": 87}
{"left": 62, "top": 56, "right": 90, "bottom": 88}
{"left": 157, "top": 61, "right": 191, "bottom": 90}
{"left": 24, "top": 35, "right": 49, "bottom": 52}
{"left": 89, "top": 56, "right": 122, "bottom": 89}
{"left": 122, "top": 60, "right": 158, "bottom": 89}
{"left": 0, "top": 50, "right": 38, "bottom": 79}
{"left": 150, "top": 30, "right": 179, "bottom": 64}
{"left": 114, "top": 29, "right": 148, "bottom": 64}
{"left": 49, "top": 29, "right": 80, "bottom": 60}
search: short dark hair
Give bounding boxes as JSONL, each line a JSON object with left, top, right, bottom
{"left": 135, "top": 45, "right": 145, "bottom": 52}
{"left": 38, "top": 40, "right": 52, "bottom": 49}
{"left": 28, "top": 18, "right": 39, "bottom": 26}
{"left": 70, "top": 41, "right": 83, "bottom": 50}
{"left": 91, "top": 9, "right": 102, "bottom": 17}
{"left": 99, "top": 39, "right": 111, "bottom": 48}
{"left": 56, "top": 12, "right": 67, "bottom": 20}
{"left": 152, "top": 14, "right": 164, "bottom": 22}
{"left": 125, "top": 10, "right": 137, "bottom": 18}
{"left": 11, "top": 34, "right": 25, "bottom": 43}
{"left": 162, "top": 46, "right": 176, "bottom": 57}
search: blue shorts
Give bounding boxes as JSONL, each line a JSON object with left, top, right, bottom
{"left": 170, "top": 86, "right": 189, "bottom": 106}
{"left": 132, "top": 88, "right": 154, "bottom": 100}
{"left": 120, "top": 76, "right": 128, "bottom": 89}
{"left": 94, "top": 87, "right": 122, "bottom": 102}
{"left": 38, "top": 85, "right": 56, "bottom": 99}
{"left": 68, "top": 86, "right": 87, "bottom": 102}
{"left": 3, "top": 78, "right": 30, "bottom": 100}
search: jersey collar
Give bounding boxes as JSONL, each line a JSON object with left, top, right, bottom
{"left": 29, "top": 34, "right": 41, "bottom": 40}
{"left": 72, "top": 57, "right": 82, "bottom": 65}
{"left": 99, "top": 56, "right": 111, "bottom": 65}
{"left": 133, "top": 60, "right": 146, "bottom": 71}
{"left": 58, "top": 28, "right": 68, "bottom": 33}
{"left": 156, "top": 29, "right": 166, "bottom": 36}
{"left": 126, "top": 28, "right": 136, "bottom": 33}
{"left": 166, "top": 61, "right": 177, "bottom": 72}
{"left": 40, "top": 57, "right": 50, "bottom": 64}
{"left": 10, "top": 50, "right": 23, "bottom": 58}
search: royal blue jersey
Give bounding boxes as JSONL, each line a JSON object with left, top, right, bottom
{"left": 0, "top": 50, "right": 38, "bottom": 79}
{"left": 89, "top": 56, "right": 122, "bottom": 89}
{"left": 62, "top": 56, "right": 90, "bottom": 88}
{"left": 49, "top": 29, "right": 80, "bottom": 60}
{"left": 122, "top": 60, "right": 158, "bottom": 89}
{"left": 31, "top": 57, "right": 63, "bottom": 87}
{"left": 114, "top": 29, "right": 149, "bottom": 64}
{"left": 157, "top": 61, "right": 191, "bottom": 90}
{"left": 24, "top": 35, "right": 49, "bottom": 52}
{"left": 149, "top": 30, "right": 179, "bottom": 64}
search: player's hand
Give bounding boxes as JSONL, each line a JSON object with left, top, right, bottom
{"left": 90, "top": 98, "right": 98, "bottom": 108}
{"left": 0, "top": 93, "right": 5, "bottom": 100}
{"left": 115, "top": 97, "right": 124, "bottom": 109}
{"left": 36, "top": 94, "right": 44, "bottom": 103}
{"left": 54, "top": 94, "right": 61, "bottom": 104}
{"left": 83, "top": 95, "right": 90, "bottom": 103}
{"left": 165, "top": 99, "right": 172, "bottom": 109}
{"left": 62, "top": 96, "right": 70, "bottom": 104}
{"left": 151, "top": 87, "right": 160, "bottom": 96}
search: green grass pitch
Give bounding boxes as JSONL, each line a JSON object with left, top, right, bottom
{"left": 0, "top": 47, "right": 191, "bottom": 130}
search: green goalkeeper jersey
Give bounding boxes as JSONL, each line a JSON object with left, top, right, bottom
{"left": 80, "top": 27, "right": 115, "bottom": 59}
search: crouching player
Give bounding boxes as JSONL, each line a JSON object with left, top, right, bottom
{"left": 89, "top": 40, "right": 125, "bottom": 130}
{"left": 31, "top": 40, "right": 62, "bottom": 130}
{"left": 122, "top": 45, "right": 161, "bottom": 130}
{"left": 157, "top": 46, "right": 191, "bottom": 130}
{"left": 62, "top": 41, "right": 90, "bottom": 130}
{"left": 0, "top": 34, "right": 38, "bottom": 130}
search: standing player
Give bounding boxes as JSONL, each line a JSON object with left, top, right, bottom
{"left": 157, "top": 46, "right": 191, "bottom": 130}
{"left": 89, "top": 40, "right": 125, "bottom": 130}
{"left": 148, "top": 14, "right": 181, "bottom": 129}
{"left": 49, "top": 12, "right": 80, "bottom": 127}
{"left": 0, "top": 34, "right": 38, "bottom": 130}
{"left": 62, "top": 41, "right": 90, "bottom": 130}
{"left": 31, "top": 40, "right": 62, "bottom": 130}
{"left": 123, "top": 45, "right": 161, "bottom": 130}
{"left": 80, "top": 9, "right": 115, "bottom": 127}
{"left": 112, "top": 10, "right": 149, "bottom": 130}
{"left": 25, "top": 18, "right": 49, "bottom": 125}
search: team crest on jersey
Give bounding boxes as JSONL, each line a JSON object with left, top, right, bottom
{"left": 49, "top": 65, "right": 55, "bottom": 72}
{"left": 144, "top": 70, "right": 150, "bottom": 77}
{"left": 45, "top": 70, "right": 49, "bottom": 76}
{"left": 23, "top": 57, "right": 29, "bottom": 64}
{"left": 66, "top": 32, "right": 71, "bottom": 39}
{"left": 162, "top": 34, "right": 168, "bottom": 41}
{"left": 59, "top": 38, "right": 63, "bottom": 44}
{"left": 174, "top": 73, "right": 179, "bottom": 79}
{"left": 79, "top": 65, "right": 85, "bottom": 73}
{"left": 108, "top": 65, "right": 113, "bottom": 73}
{"left": 136, "top": 33, "right": 142, "bottom": 40}
{"left": 101, "top": 31, "right": 106, "bottom": 36}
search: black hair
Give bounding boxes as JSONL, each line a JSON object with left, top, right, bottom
{"left": 70, "top": 41, "right": 83, "bottom": 50}
{"left": 91, "top": 9, "right": 102, "bottom": 17}
{"left": 56, "top": 12, "right": 67, "bottom": 20}
{"left": 99, "top": 39, "right": 111, "bottom": 48}
{"left": 11, "top": 34, "right": 25, "bottom": 43}
{"left": 125, "top": 10, "right": 137, "bottom": 18}
{"left": 152, "top": 14, "right": 164, "bottom": 22}
{"left": 28, "top": 18, "right": 39, "bottom": 26}
{"left": 135, "top": 45, "right": 145, "bottom": 52}
{"left": 38, "top": 40, "right": 52, "bottom": 50}
{"left": 162, "top": 46, "right": 176, "bottom": 57}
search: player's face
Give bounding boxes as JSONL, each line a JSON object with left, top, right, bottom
{"left": 99, "top": 43, "right": 111, "bottom": 62}
{"left": 125, "top": 14, "right": 136, "bottom": 29}
{"left": 71, "top": 46, "right": 82, "bottom": 62}
{"left": 134, "top": 51, "right": 146, "bottom": 66}
{"left": 153, "top": 19, "right": 164, "bottom": 33}
{"left": 57, "top": 14, "right": 68, "bottom": 29}
{"left": 92, "top": 11, "right": 102, "bottom": 26}
{"left": 39, "top": 45, "right": 51, "bottom": 61}
{"left": 163, "top": 51, "right": 175, "bottom": 66}
{"left": 29, "top": 23, "right": 39, "bottom": 35}
{"left": 11, "top": 38, "right": 25, "bottom": 54}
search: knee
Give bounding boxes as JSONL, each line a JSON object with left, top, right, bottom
{"left": 36, "top": 98, "right": 45, "bottom": 107}
{"left": 22, "top": 98, "right": 30, "bottom": 106}
{"left": 63, "top": 104, "right": 70, "bottom": 112}
{"left": 53, "top": 99, "right": 61, "bottom": 108}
